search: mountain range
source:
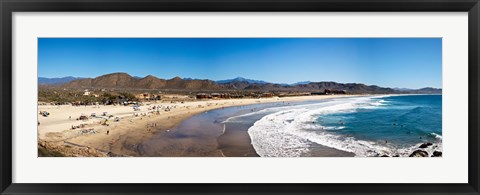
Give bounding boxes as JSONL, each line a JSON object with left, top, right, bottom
{"left": 39, "top": 73, "right": 442, "bottom": 94}
{"left": 38, "top": 76, "right": 83, "bottom": 85}
{"left": 216, "top": 77, "right": 270, "bottom": 85}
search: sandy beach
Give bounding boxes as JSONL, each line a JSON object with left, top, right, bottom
{"left": 38, "top": 95, "right": 359, "bottom": 157}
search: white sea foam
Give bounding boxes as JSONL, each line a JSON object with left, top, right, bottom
{"left": 222, "top": 98, "right": 350, "bottom": 123}
{"left": 247, "top": 96, "right": 395, "bottom": 157}
{"left": 430, "top": 133, "right": 443, "bottom": 142}
{"left": 370, "top": 102, "right": 383, "bottom": 106}
{"left": 222, "top": 110, "right": 268, "bottom": 123}
{"left": 365, "top": 99, "right": 390, "bottom": 108}
{"left": 246, "top": 95, "right": 441, "bottom": 157}
{"left": 396, "top": 139, "right": 443, "bottom": 157}
{"left": 430, "top": 132, "right": 443, "bottom": 140}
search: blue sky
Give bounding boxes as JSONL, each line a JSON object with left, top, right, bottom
{"left": 38, "top": 38, "right": 442, "bottom": 89}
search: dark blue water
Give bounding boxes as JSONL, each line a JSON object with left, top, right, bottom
{"left": 317, "top": 95, "right": 442, "bottom": 148}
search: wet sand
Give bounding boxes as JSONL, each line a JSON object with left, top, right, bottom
{"left": 218, "top": 121, "right": 259, "bottom": 157}
{"left": 139, "top": 103, "right": 269, "bottom": 157}
{"left": 138, "top": 109, "right": 227, "bottom": 157}
{"left": 217, "top": 102, "right": 355, "bottom": 157}
{"left": 141, "top": 101, "right": 355, "bottom": 157}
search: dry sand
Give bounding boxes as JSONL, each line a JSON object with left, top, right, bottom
{"left": 38, "top": 95, "right": 357, "bottom": 157}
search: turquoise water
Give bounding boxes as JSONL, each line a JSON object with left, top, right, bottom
{"left": 318, "top": 95, "right": 442, "bottom": 148}
{"left": 245, "top": 95, "right": 442, "bottom": 157}
{"left": 141, "top": 94, "right": 442, "bottom": 157}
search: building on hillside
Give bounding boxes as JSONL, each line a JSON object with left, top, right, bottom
{"left": 230, "top": 94, "right": 244, "bottom": 98}
{"left": 196, "top": 93, "right": 210, "bottom": 99}
{"left": 211, "top": 93, "right": 221, "bottom": 99}
{"left": 310, "top": 92, "right": 324, "bottom": 95}
{"left": 220, "top": 93, "right": 231, "bottom": 99}
{"left": 135, "top": 93, "right": 162, "bottom": 101}
{"left": 262, "top": 93, "right": 273, "bottom": 98}
{"left": 135, "top": 93, "right": 150, "bottom": 100}
{"left": 196, "top": 93, "right": 231, "bottom": 99}
{"left": 324, "top": 89, "right": 347, "bottom": 95}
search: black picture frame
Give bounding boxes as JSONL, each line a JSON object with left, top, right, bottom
{"left": 1, "top": 0, "right": 479, "bottom": 194}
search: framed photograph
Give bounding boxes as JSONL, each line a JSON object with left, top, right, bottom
{"left": 1, "top": 0, "right": 479, "bottom": 194}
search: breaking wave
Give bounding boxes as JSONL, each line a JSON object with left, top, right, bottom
{"left": 245, "top": 96, "right": 442, "bottom": 157}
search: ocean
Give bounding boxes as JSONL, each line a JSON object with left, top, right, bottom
{"left": 144, "top": 95, "right": 442, "bottom": 157}
{"left": 224, "top": 95, "right": 442, "bottom": 157}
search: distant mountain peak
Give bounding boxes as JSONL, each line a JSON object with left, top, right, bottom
{"left": 291, "top": 81, "right": 311, "bottom": 85}
{"left": 144, "top": 75, "right": 158, "bottom": 79}
{"left": 103, "top": 72, "right": 130, "bottom": 77}
{"left": 419, "top": 87, "right": 440, "bottom": 90}
{"left": 216, "top": 77, "right": 269, "bottom": 84}
{"left": 393, "top": 87, "right": 413, "bottom": 91}
{"left": 38, "top": 76, "right": 84, "bottom": 85}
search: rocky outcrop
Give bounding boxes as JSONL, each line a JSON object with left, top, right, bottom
{"left": 432, "top": 151, "right": 442, "bottom": 157}
{"left": 419, "top": 142, "right": 433, "bottom": 148}
{"left": 409, "top": 150, "right": 429, "bottom": 157}
{"left": 406, "top": 142, "right": 442, "bottom": 157}
{"left": 38, "top": 141, "right": 107, "bottom": 157}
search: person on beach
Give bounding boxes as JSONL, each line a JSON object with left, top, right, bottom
{"left": 106, "top": 130, "right": 109, "bottom": 135}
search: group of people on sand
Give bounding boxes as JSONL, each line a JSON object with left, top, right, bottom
{"left": 147, "top": 122, "right": 158, "bottom": 128}
{"left": 39, "top": 111, "right": 50, "bottom": 117}
{"left": 71, "top": 123, "right": 87, "bottom": 130}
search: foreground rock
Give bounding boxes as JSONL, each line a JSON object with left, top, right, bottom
{"left": 432, "top": 151, "right": 442, "bottom": 157}
{"left": 409, "top": 150, "right": 429, "bottom": 157}
{"left": 38, "top": 141, "right": 107, "bottom": 157}
{"left": 419, "top": 142, "right": 433, "bottom": 148}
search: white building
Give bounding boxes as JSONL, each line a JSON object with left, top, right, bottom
{"left": 83, "top": 90, "right": 91, "bottom": 96}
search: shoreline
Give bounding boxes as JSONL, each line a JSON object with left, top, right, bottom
{"left": 245, "top": 94, "right": 442, "bottom": 157}
{"left": 215, "top": 101, "right": 355, "bottom": 157}
{"left": 38, "top": 94, "right": 362, "bottom": 157}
